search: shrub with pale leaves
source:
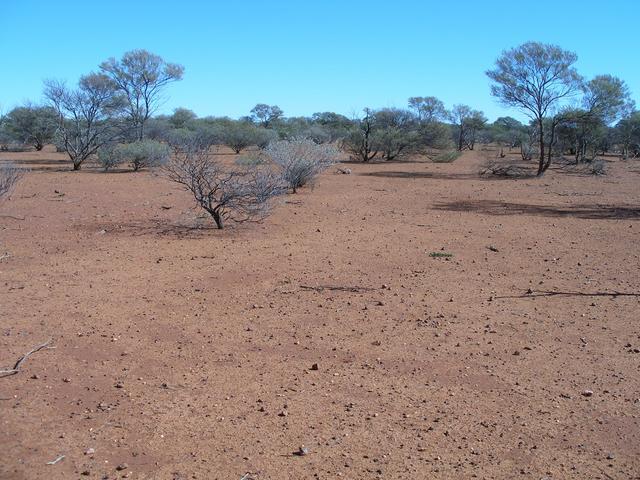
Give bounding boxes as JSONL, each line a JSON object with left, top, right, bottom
{"left": 266, "top": 138, "right": 338, "bottom": 193}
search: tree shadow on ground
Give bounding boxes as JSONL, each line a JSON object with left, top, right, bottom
{"left": 87, "top": 218, "right": 226, "bottom": 239}
{"left": 3, "top": 158, "right": 73, "bottom": 173}
{"left": 360, "top": 170, "right": 535, "bottom": 181}
{"left": 433, "top": 199, "right": 640, "bottom": 220}
{"left": 495, "top": 290, "right": 640, "bottom": 299}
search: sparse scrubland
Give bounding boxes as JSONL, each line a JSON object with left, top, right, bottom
{"left": 1, "top": 42, "right": 640, "bottom": 480}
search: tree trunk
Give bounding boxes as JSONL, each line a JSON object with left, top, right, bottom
{"left": 457, "top": 126, "right": 464, "bottom": 151}
{"left": 73, "top": 161, "right": 82, "bottom": 171}
{"left": 536, "top": 118, "right": 546, "bottom": 176}
{"left": 212, "top": 210, "right": 223, "bottom": 229}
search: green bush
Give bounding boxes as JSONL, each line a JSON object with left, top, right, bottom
{"left": 431, "top": 151, "right": 462, "bottom": 163}
{"left": 99, "top": 140, "right": 170, "bottom": 171}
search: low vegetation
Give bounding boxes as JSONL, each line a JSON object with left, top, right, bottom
{"left": 266, "top": 138, "right": 339, "bottom": 193}
{"left": 163, "top": 144, "right": 285, "bottom": 229}
{"left": 0, "top": 163, "right": 23, "bottom": 200}
{"left": 99, "top": 139, "right": 170, "bottom": 171}
{"left": 431, "top": 151, "right": 462, "bottom": 163}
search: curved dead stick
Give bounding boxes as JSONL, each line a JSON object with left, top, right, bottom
{"left": 0, "top": 339, "right": 54, "bottom": 378}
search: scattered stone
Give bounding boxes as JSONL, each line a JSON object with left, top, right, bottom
{"left": 582, "top": 390, "right": 594, "bottom": 397}
{"left": 278, "top": 410, "right": 288, "bottom": 417}
{"left": 115, "top": 382, "right": 124, "bottom": 389}
{"left": 84, "top": 447, "right": 95, "bottom": 455}
{"left": 116, "top": 463, "right": 128, "bottom": 471}
{"left": 81, "top": 470, "right": 91, "bottom": 476}
{"left": 293, "top": 445, "right": 309, "bottom": 456}
{"left": 62, "top": 377, "right": 71, "bottom": 383}
{"left": 487, "top": 245, "right": 499, "bottom": 252}
{"left": 512, "top": 350, "right": 520, "bottom": 356}
{"left": 310, "top": 363, "right": 319, "bottom": 371}
{"left": 606, "top": 453, "right": 615, "bottom": 460}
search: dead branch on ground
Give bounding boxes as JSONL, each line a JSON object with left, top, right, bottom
{"left": 0, "top": 339, "right": 54, "bottom": 377}
{"left": 300, "top": 285, "right": 376, "bottom": 293}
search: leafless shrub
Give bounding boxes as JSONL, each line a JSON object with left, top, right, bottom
{"left": 164, "top": 145, "right": 285, "bottom": 229}
{"left": 266, "top": 138, "right": 338, "bottom": 193}
{"left": 589, "top": 159, "right": 606, "bottom": 175}
{"left": 0, "top": 143, "right": 32, "bottom": 152}
{"left": 0, "top": 163, "right": 23, "bottom": 200}
{"left": 520, "top": 142, "right": 534, "bottom": 161}
{"left": 480, "top": 160, "right": 530, "bottom": 178}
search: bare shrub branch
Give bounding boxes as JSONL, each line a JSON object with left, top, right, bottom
{"left": 164, "top": 145, "right": 285, "bottom": 229}
{"left": 0, "top": 163, "right": 23, "bottom": 201}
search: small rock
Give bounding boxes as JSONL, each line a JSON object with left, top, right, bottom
{"left": 62, "top": 377, "right": 71, "bottom": 383}
{"left": 294, "top": 445, "right": 309, "bottom": 456}
{"left": 116, "top": 463, "right": 128, "bottom": 471}
{"left": 85, "top": 447, "right": 95, "bottom": 455}
{"left": 512, "top": 350, "right": 520, "bottom": 356}
{"left": 81, "top": 470, "right": 91, "bottom": 476}
{"left": 582, "top": 390, "right": 594, "bottom": 397}
{"left": 606, "top": 453, "right": 615, "bottom": 460}
{"left": 310, "top": 363, "right": 319, "bottom": 371}
{"left": 114, "top": 382, "right": 124, "bottom": 389}
{"left": 278, "top": 410, "right": 288, "bottom": 417}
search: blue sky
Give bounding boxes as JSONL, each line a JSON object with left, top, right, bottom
{"left": 1, "top": 0, "right": 638, "bottom": 121}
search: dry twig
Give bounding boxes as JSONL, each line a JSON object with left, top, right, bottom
{"left": 300, "top": 285, "right": 375, "bottom": 293}
{"left": 0, "top": 339, "right": 54, "bottom": 377}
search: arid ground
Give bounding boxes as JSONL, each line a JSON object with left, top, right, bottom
{"left": 1, "top": 147, "right": 639, "bottom": 480}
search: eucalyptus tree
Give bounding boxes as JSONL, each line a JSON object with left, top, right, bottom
{"left": 487, "top": 42, "right": 582, "bottom": 175}
{"left": 100, "top": 50, "right": 184, "bottom": 140}
{"left": 450, "top": 105, "right": 486, "bottom": 151}
{"left": 250, "top": 104, "right": 284, "bottom": 128}
{"left": 44, "top": 73, "right": 127, "bottom": 170}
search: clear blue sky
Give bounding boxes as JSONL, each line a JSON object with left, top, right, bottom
{"left": 1, "top": 0, "right": 638, "bottom": 122}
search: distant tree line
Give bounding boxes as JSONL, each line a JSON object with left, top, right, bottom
{"left": 0, "top": 43, "right": 638, "bottom": 177}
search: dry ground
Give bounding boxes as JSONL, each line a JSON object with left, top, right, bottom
{"left": 1, "top": 146, "right": 639, "bottom": 480}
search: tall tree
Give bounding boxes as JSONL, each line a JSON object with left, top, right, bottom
{"left": 450, "top": 105, "right": 486, "bottom": 151}
{"left": 44, "top": 73, "right": 127, "bottom": 170}
{"left": 250, "top": 104, "right": 284, "bottom": 128}
{"left": 486, "top": 42, "right": 582, "bottom": 176}
{"left": 100, "top": 50, "right": 184, "bottom": 140}
{"left": 408, "top": 96, "right": 447, "bottom": 123}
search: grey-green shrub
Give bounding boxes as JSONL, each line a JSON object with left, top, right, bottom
{"left": 266, "top": 138, "right": 338, "bottom": 193}
{"left": 99, "top": 140, "right": 170, "bottom": 171}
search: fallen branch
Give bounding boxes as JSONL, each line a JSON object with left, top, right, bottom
{"left": 46, "top": 455, "right": 65, "bottom": 465}
{"left": 495, "top": 290, "right": 640, "bottom": 300}
{"left": 0, "top": 214, "right": 25, "bottom": 220}
{"left": 0, "top": 339, "right": 54, "bottom": 377}
{"left": 300, "top": 285, "right": 375, "bottom": 293}
{"left": 0, "top": 253, "right": 11, "bottom": 261}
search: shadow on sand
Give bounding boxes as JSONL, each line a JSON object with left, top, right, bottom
{"left": 433, "top": 199, "right": 640, "bottom": 220}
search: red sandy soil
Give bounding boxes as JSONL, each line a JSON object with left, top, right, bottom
{"left": 1, "top": 146, "right": 639, "bottom": 480}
